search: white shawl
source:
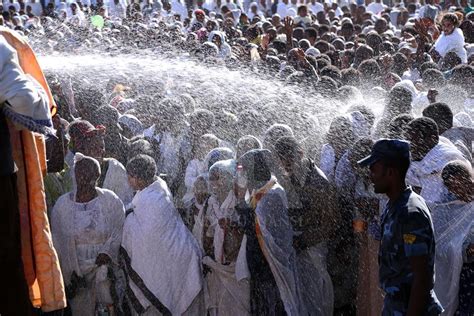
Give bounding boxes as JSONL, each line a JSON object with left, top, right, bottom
{"left": 255, "top": 182, "right": 304, "bottom": 316}
{"left": 431, "top": 200, "right": 474, "bottom": 316}
{"left": 121, "top": 178, "right": 203, "bottom": 315}
{"left": 434, "top": 28, "right": 467, "bottom": 64}
{"left": 406, "top": 137, "right": 467, "bottom": 203}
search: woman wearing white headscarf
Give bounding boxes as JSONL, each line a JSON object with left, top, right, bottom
{"left": 51, "top": 153, "right": 125, "bottom": 316}
{"left": 208, "top": 31, "right": 232, "bottom": 58}
{"left": 204, "top": 159, "right": 250, "bottom": 315}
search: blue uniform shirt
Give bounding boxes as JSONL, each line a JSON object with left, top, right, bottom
{"left": 379, "top": 187, "right": 443, "bottom": 315}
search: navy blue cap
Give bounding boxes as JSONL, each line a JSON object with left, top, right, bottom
{"left": 357, "top": 139, "right": 410, "bottom": 167}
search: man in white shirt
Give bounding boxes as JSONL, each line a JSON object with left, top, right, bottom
{"left": 26, "top": 0, "right": 43, "bottom": 16}
{"left": 405, "top": 117, "right": 467, "bottom": 203}
{"left": 276, "top": 0, "right": 289, "bottom": 17}
{"left": 308, "top": 0, "right": 323, "bottom": 15}
{"left": 366, "top": 0, "right": 386, "bottom": 15}
{"left": 3, "top": 0, "right": 20, "bottom": 12}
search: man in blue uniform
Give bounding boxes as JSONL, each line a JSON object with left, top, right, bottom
{"left": 358, "top": 139, "right": 443, "bottom": 316}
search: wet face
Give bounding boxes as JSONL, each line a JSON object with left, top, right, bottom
{"left": 77, "top": 134, "right": 105, "bottom": 160}
{"left": 127, "top": 174, "right": 142, "bottom": 191}
{"left": 405, "top": 129, "right": 435, "bottom": 162}
{"left": 442, "top": 19, "right": 455, "bottom": 35}
{"left": 212, "top": 34, "right": 222, "bottom": 47}
{"left": 369, "top": 161, "right": 390, "bottom": 194}
{"left": 75, "top": 159, "right": 100, "bottom": 190}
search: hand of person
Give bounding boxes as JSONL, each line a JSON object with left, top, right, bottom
{"left": 283, "top": 16, "right": 294, "bottom": 39}
{"left": 295, "top": 48, "right": 306, "bottom": 61}
{"left": 261, "top": 33, "right": 270, "bottom": 50}
{"left": 95, "top": 253, "right": 112, "bottom": 266}
{"left": 427, "top": 88, "right": 438, "bottom": 103}
{"left": 234, "top": 179, "right": 247, "bottom": 202}
{"left": 218, "top": 218, "right": 230, "bottom": 229}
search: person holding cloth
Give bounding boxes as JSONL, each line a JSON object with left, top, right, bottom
{"left": 358, "top": 139, "right": 443, "bottom": 316}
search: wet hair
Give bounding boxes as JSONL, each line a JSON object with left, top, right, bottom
{"left": 314, "top": 40, "right": 330, "bottom": 53}
{"left": 305, "top": 27, "right": 318, "bottom": 39}
{"left": 392, "top": 52, "right": 408, "bottom": 76}
{"left": 450, "top": 65, "right": 474, "bottom": 87}
{"left": 385, "top": 113, "right": 414, "bottom": 139}
{"left": 442, "top": 51, "right": 462, "bottom": 70}
{"left": 341, "top": 67, "right": 361, "bottom": 86}
{"left": 236, "top": 135, "right": 262, "bottom": 159}
{"left": 387, "top": 86, "right": 413, "bottom": 115}
{"left": 274, "top": 136, "right": 303, "bottom": 161}
{"left": 263, "top": 123, "right": 294, "bottom": 149}
{"left": 316, "top": 57, "right": 330, "bottom": 70}
{"left": 128, "top": 139, "right": 154, "bottom": 162}
{"left": 422, "top": 68, "right": 445, "bottom": 88}
{"left": 126, "top": 154, "right": 157, "bottom": 182}
{"left": 422, "top": 102, "right": 453, "bottom": 134}
{"left": 320, "top": 65, "right": 342, "bottom": 82}
{"left": 238, "top": 149, "right": 272, "bottom": 184}
{"left": 441, "top": 12, "right": 460, "bottom": 28}
{"left": 442, "top": 160, "right": 473, "bottom": 184}
{"left": 406, "top": 117, "right": 439, "bottom": 140}
{"left": 358, "top": 58, "right": 381, "bottom": 81}
{"left": 419, "top": 61, "right": 439, "bottom": 74}
{"left": 348, "top": 104, "right": 375, "bottom": 127}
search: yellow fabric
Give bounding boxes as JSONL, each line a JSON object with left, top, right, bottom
{"left": 2, "top": 28, "right": 66, "bottom": 312}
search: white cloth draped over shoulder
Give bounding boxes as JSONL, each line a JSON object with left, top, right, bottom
{"left": 255, "top": 181, "right": 305, "bottom": 316}
{"left": 0, "top": 34, "right": 52, "bottom": 134}
{"left": 406, "top": 137, "right": 467, "bottom": 203}
{"left": 431, "top": 200, "right": 474, "bottom": 316}
{"left": 121, "top": 178, "right": 203, "bottom": 315}
{"left": 51, "top": 188, "right": 125, "bottom": 315}
{"left": 434, "top": 28, "right": 468, "bottom": 64}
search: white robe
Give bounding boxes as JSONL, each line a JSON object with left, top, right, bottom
{"left": 406, "top": 137, "right": 467, "bottom": 203}
{"left": 121, "top": 178, "right": 203, "bottom": 315}
{"left": 431, "top": 200, "right": 474, "bottom": 316}
{"left": 51, "top": 188, "right": 125, "bottom": 316}
{"left": 434, "top": 28, "right": 467, "bottom": 64}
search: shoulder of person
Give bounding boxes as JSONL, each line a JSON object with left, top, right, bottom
{"left": 401, "top": 190, "right": 431, "bottom": 221}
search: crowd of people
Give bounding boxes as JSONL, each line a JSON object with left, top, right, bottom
{"left": 1, "top": 0, "right": 473, "bottom": 315}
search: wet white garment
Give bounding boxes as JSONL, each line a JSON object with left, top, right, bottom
{"left": 170, "top": 0, "right": 187, "bottom": 20}
{"left": 255, "top": 182, "right": 305, "bottom": 315}
{"left": 203, "top": 256, "right": 250, "bottom": 316}
{"left": 320, "top": 143, "right": 336, "bottom": 183}
{"left": 296, "top": 243, "right": 334, "bottom": 316}
{"left": 103, "top": 158, "right": 134, "bottom": 206}
{"left": 366, "top": 2, "right": 386, "bottom": 15}
{"left": 276, "top": 2, "right": 289, "bottom": 17}
{"left": 121, "top": 178, "right": 203, "bottom": 315}
{"left": 51, "top": 188, "right": 125, "bottom": 316}
{"left": 309, "top": 2, "right": 324, "bottom": 14}
{"left": 434, "top": 28, "right": 468, "bottom": 64}
{"left": 26, "top": 1, "right": 43, "bottom": 16}
{"left": 431, "top": 200, "right": 474, "bottom": 316}
{"left": 183, "top": 158, "right": 206, "bottom": 205}
{"left": 406, "top": 137, "right": 467, "bottom": 203}
{"left": 207, "top": 191, "right": 238, "bottom": 264}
